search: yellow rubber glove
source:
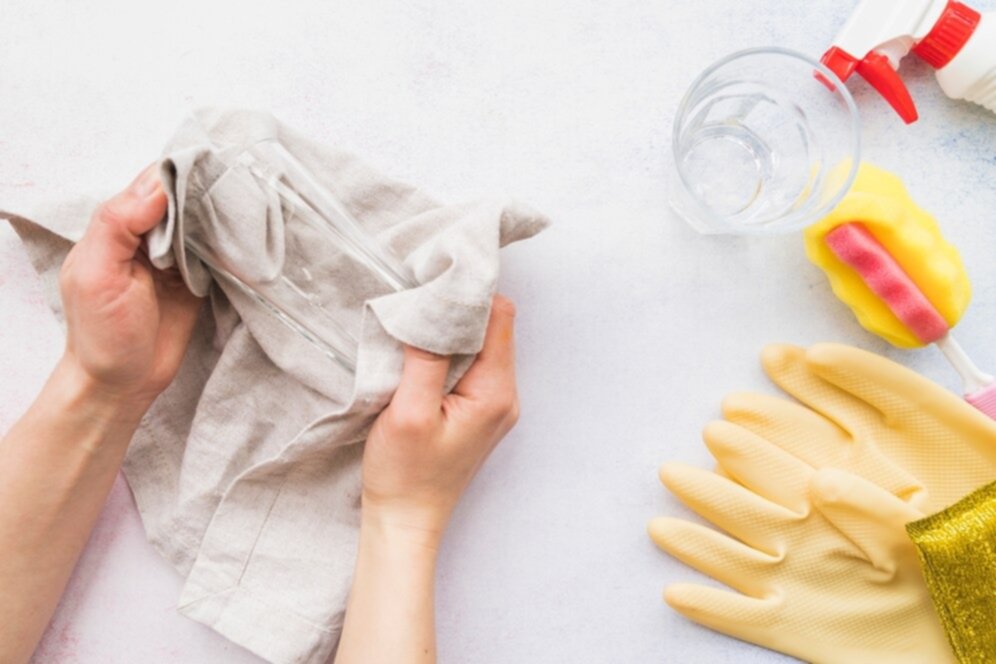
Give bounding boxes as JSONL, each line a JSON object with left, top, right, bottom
{"left": 754, "top": 343, "right": 996, "bottom": 512}
{"left": 650, "top": 450, "right": 952, "bottom": 662}
{"left": 650, "top": 343, "right": 996, "bottom": 662}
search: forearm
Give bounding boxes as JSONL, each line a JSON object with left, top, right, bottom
{"left": 337, "top": 302, "right": 517, "bottom": 662}
{"left": 0, "top": 357, "right": 143, "bottom": 663}
{"left": 335, "top": 509, "right": 441, "bottom": 664}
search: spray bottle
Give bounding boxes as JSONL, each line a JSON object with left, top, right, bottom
{"left": 821, "top": 0, "right": 996, "bottom": 123}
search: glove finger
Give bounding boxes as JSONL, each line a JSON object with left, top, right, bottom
{"left": 805, "top": 342, "right": 955, "bottom": 417}
{"left": 806, "top": 343, "right": 996, "bottom": 458}
{"left": 703, "top": 420, "right": 812, "bottom": 515}
{"left": 722, "top": 391, "right": 926, "bottom": 503}
{"left": 761, "top": 344, "right": 882, "bottom": 437}
{"left": 811, "top": 468, "right": 922, "bottom": 571}
{"left": 659, "top": 463, "right": 796, "bottom": 555}
{"left": 713, "top": 463, "right": 734, "bottom": 481}
{"left": 722, "top": 391, "right": 851, "bottom": 468}
{"left": 648, "top": 517, "right": 777, "bottom": 597}
{"left": 665, "top": 583, "right": 779, "bottom": 648}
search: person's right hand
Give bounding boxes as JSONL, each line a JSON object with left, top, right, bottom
{"left": 58, "top": 164, "right": 202, "bottom": 413}
{"left": 362, "top": 295, "right": 520, "bottom": 540}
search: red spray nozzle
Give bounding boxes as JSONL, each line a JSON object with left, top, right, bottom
{"left": 821, "top": 47, "right": 919, "bottom": 124}
{"left": 820, "top": 0, "right": 982, "bottom": 124}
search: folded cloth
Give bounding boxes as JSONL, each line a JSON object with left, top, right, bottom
{"left": 907, "top": 481, "right": 996, "bottom": 664}
{"left": 3, "top": 108, "right": 548, "bottom": 664}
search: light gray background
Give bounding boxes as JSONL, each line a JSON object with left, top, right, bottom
{"left": 1, "top": 0, "right": 994, "bottom": 662}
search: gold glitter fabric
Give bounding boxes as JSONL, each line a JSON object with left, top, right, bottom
{"left": 907, "top": 481, "right": 996, "bottom": 664}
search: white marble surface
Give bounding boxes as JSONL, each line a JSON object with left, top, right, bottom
{"left": 1, "top": 0, "right": 994, "bottom": 662}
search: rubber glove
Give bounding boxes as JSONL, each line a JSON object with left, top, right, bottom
{"left": 748, "top": 343, "right": 996, "bottom": 512}
{"left": 650, "top": 458, "right": 952, "bottom": 662}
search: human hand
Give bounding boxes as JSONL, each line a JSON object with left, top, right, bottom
{"left": 362, "top": 295, "right": 519, "bottom": 541}
{"left": 58, "top": 164, "right": 202, "bottom": 411}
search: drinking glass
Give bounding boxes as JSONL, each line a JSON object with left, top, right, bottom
{"left": 184, "top": 140, "right": 416, "bottom": 372}
{"left": 670, "top": 47, "right": 861, "bottom": 235}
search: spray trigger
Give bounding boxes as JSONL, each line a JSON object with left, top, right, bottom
{"left": 821, "top": 47, "right": 918, "bottom": 123}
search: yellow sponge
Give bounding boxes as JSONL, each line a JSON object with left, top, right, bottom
{"left": 804, "top": 163, "right": 971, "bottom": 348}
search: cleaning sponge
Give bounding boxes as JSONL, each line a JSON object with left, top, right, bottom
{"left": 804, "top": 163, "right": 970, "bottom": 348}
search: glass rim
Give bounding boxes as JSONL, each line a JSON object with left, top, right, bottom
{"left": 671, "top": 46, "right": 862, "bottom": 235}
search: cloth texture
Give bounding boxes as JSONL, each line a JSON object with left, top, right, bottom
{"left": 3, "top": 108, "right": 548, "bottom": 664}
{"left": 650, "top": 342, "right": 996, "bottom": 663}
{"left": 907, "top": 481, "right": 996, "bottom": 664}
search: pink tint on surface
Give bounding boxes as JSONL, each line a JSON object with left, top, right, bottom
{"left": 29, "top": 474, "right": 264, "bottom": 663}
{"left": 31, "top": 476, "right": 133, "bottom": 664}
{"left": 3, "top": 217, "right": 264, "bottom": 664}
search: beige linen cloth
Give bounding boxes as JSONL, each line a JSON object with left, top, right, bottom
{"left": 3, "top": 109, "right": 548, "bottom": 664}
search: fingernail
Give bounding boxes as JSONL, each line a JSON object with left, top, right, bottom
{"left": 131, "top": 164, "right": 162, "bottom": 198}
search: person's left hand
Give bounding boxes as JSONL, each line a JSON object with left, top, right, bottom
{"left": 362, "top": 296, "right": 520, "bottom": 539}
{"left": 58, "top": 164, "right": 202, "bottom": 408}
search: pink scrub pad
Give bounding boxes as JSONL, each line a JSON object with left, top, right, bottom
{"left": 825, "top": 223, "right": 950, "bottom": 344}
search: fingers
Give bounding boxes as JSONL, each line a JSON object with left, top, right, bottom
{"left": 393, "top": 345, "right": 452, "bottom": 412}
{"left": 761, "top": 344, "right": 881, "bottom": 436}
{"left": 703, "top": 420, "right": 813, "bottom": 515}
{"left": 721, "top": 391, "right": 851, "bottom": 469}
{"left": 154, "top": 272, "right": 205, "bottom": 368}
{"left": 722, "top": 391, "right": 925, "bottom": 503}
{"left": 648, "top": 517, "right": 777, "bottom": 596}
{"left": 84, "top": 164, "right": 167, "bottom": 265}
{"left": 810, "top": 468, "right": 923, "bottom": 572}
{"left": 393, "top": 295, "right": 517, "bottom": 421}
{"left": 805, "top": 343, "right": 971, "bottom": 424}
{"left": 452, "top": 295, "right": 517, "bottom": 400}
{"left": 658, "top": 463, "right": 798, "bottom": 555}
{"left": 664, "top": 583, "right": 779, "bottom": 646}
{"left": 807, "top": 343, "right": 996, "bottom": 486}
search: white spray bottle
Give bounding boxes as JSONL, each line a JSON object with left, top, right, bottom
{"left": 821, "top": 0, "right": 996, "bottom": 122}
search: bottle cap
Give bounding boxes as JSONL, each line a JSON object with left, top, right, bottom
{"left": 912, "top": 1, "right": 981, "bottom": 68}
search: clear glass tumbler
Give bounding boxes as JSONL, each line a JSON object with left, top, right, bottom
{"left": 670, "top": 47, "right": 861, "bottom": 235}
{"left": 184, "top": 140, "right": 417, "bottom": 373}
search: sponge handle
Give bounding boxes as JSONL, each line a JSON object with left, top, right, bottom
{"left": 965, "top": 383, "right": 996, "bottom": 420}
{"left": 935, "top": 334, "right": 996, "bottom": 420}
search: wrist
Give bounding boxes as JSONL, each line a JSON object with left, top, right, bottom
{"left": 50, "top": 356, "right": 151, "bottom": 431}
{"left": 359, "top": 500, "right": 449, "bottom": 556}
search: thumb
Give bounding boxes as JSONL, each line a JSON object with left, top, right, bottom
{"left": 811, "top": 468, "right": 923, "bottom": 571}
{"left": 85, "top": 164, "right": 167, "bottom": 264}
{"left": 392, "top": 345, "right": 452, "bottom": 412}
